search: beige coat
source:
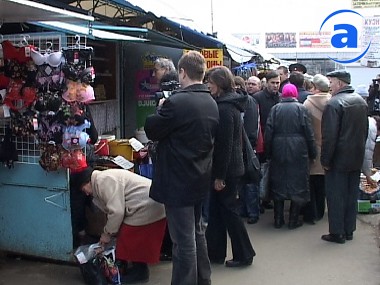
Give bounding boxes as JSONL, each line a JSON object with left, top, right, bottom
{"left": 90, "top": 169, "right": 166, "bottom": 235}
{"left": 304, "top": 92, "right": 331, "bottom": 175}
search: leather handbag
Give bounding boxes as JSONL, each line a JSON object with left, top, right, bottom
{"left": 242, "top": 127, "right": 262, "bottom": 184}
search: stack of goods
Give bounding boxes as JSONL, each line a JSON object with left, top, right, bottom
{"left": 358, "top": 171, "right": 380, "bottom": 214}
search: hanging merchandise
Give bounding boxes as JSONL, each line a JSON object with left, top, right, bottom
{"left": 0, "top": 125, "right": 18, "bottom": 169}
{"left": 232, "top": 62, "right": 257, "bottom": 79}
{"left": 0, "top": 33, "right": 97, "bottom": 172}
{"left": 39, "top": 141, "right": 64, "bottom": 172}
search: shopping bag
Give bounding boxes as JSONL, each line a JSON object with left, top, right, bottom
{"left": 242, "top": 128, "right": 262, "bottom": 184}
{"left": 95, "top": 139, "right": 110, "bottom": 156}
{"left": 75, "top": 243, "right": 107, "bottom": 285}
{"left": 79, "top": 256, "right": 108, "bottom": 285}
{"left": 139, "top": 164, "right": 153, "bottom": 179}
{"left": 100, "top": 247, "right": 121, "bottom": 285}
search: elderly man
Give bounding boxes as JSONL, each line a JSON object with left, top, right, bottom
{"left": 321, "top": 70, "right": 368, "bottom": 244}
{"left": 246, "top": 76, "right": 261, "bottom": 95}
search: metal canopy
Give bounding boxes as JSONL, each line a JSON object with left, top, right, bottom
{"left": 0, "top": 0, "right": 94, "bottom": 23}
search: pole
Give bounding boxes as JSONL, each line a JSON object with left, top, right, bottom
{"left": 211, "top": 0, "right": 214, "bottom": 35}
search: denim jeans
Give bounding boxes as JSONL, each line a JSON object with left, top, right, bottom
{"left": 165, "top": 204, "right": 211, "bottom": 285}
{"left": 239, "top": 183, "right": 260, "bottom": 219}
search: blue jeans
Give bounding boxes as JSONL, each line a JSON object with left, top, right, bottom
{"left": 239, "top": 183, "right": 260, "bottom": 219}
{"left": 165, "top": 204, "right": 211, "bottom": 285}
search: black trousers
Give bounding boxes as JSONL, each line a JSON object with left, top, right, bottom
{"left": 325, "top": 169, "right": 360, "bottom": 235}
{"left": 302, "top": 175, "right": 326, "bottom": 221}
{"left": 206, "top": 177, "right": 255, "bottom": 262}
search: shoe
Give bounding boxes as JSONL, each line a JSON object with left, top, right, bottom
{"left": 210, "top": 258, "right": 225, "bottom": 264}
{"left": 121, "top": 263, "right": 149, "bottom": 284}
{"left": 259, "top": 205, "right": 265, "bottom": 214}
{"left": 346, "top": 233, "right": 353, "bottom": 241}
{"left": 288, "top": 221, "right": 303, "bottom": 230}
{"left": 288, "top": 202, "right": 303, "bottom": 230}
{"left": 225, "top": 258, "right": 253, "bottom": 267}
{"left": 159, "top": 253, "right": 172, "bottom": 261}
{"left": 274, "top": 219, "right": 285, "bottom": 229}
{"left": 321, "top": 234, "right": 346, "bottom": 244}
{"left": 262, "top": 201, "right": 274, "bottom": 209}
{"left": 303, "top": 217, "right": 316, "bottom": 225}
{"left": 247, "top": 217, "right": 259, "bottom": 224}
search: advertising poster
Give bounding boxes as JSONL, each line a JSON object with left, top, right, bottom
{"left": 135, "top": 69, "right": 158, "bottom": 128}
{"left": 360, "top": 16, "right": 380, "bottom": 67}
{"left": 232, "top": 33, "right": 261, "bottom": 46}
{"left": 352, "top": 0, "right": 380, "bottom": 8}
{"left": 299, "top": 31, "right": 332, "bottom": 48}
{"left": 265, "top": 32, "right": 296, "bottom": 48}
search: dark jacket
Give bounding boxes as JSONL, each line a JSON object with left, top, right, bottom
{"left": 144, "top": 84, "right": 219, "bottom": 207}
{"left": 212, "top": 91, "right": 246, "bottom": 180}
{"left": 279, "top": 79, "right": 290, "bottom": 93}
{"left": 297, "top": 87, "right": 312, "bottom": 104}
{"left": 252, "top": 88, "right": 280, "bottom": 135}
{"left": 265, "top": 97, "right": 317, "bottom": 203}
{"left": 321, "top": 86, "right": 368, "bottom": 171}
{"left": 252, "top": 88, "right": 280, "bottom": 162}
{"left": 242, "top": 93, "right": 259, "bottom": 149}
{"left": 236, "top": 88, "right": 258, "bottom": 147}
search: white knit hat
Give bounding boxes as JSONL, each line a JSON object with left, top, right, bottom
{"left": 355, "top": 84, "right": 369, "bottom": 97}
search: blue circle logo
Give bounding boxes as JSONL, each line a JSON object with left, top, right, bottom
{"left": 320, "top": 9, "right": 371, "bottom": 64}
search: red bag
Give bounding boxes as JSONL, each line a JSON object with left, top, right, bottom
{"left": 95, "top": 139, "right": 110, "bottom": 156}
{"left": 256, "top": 124, "right": 264, "bottom": 154}
{"left": 256, "top": 106, "right": 264, "bottom": 154}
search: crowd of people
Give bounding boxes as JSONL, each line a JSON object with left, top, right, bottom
{"left": 72, "top": 52, "right": 374, "bottom": 284}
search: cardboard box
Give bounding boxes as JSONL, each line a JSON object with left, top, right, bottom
{"left": 357, "top": 199, "right": 380, "bottom": 214}
{"left": 108, "top": 139, "right": 133, "bottom": 161}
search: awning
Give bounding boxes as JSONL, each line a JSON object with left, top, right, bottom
{"left": 216, "top": 32, "right": 280, "bottom": 63}
{"left": 225, "top": 44, "right": 255, "bottom": 64}
{"left": 0, "top": 0, "right": 94, "bottom": 23}
{"left": 90, "top": 24, "right": 201, "bottom": 50}
{"left": 31, "top": 21, "right": 148, "bottom": 42}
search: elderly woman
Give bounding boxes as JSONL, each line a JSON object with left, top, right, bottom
{"left": 71, "top": 167, "right": 166, "bottom": 284}
{"left": 265, "top": 84, "right": 317, "bottom": 229}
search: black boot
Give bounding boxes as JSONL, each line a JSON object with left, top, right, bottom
{"left": 288, "top": 201, "right": 303, "bottom": 230}
{"left": 121, "top": 262, "right": 149, "bottom": 284}
{"left": 274, "top": 200, "right": 285, "bottom": 228}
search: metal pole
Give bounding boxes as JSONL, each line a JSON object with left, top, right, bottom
{"left": 211, "top": 0, "right": 214, "bottom": 35}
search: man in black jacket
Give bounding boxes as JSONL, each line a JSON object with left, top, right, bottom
{"left": 321, "top": 70, "right": 368, "bottom": 244}
{"left": 145, "top": 51, "right": 219, "bottom": 285}
{"left": 253, "top": 70, "right": 281, "bottom": 210}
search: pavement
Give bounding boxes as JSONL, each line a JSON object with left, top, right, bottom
{"left": 0, "top": 205, "right": 379, "bottom": 285}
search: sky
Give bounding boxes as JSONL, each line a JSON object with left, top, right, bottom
{"left": 126, "top": 0, "right": 380, "bottom": 35}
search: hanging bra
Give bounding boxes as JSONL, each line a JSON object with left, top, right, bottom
{"left": 31, "top": 49, "right": 64, "bottom": 67}
{"left": 62, "top": 80, "right": 95, "bottom": 103}
{"left": 2, "top": 40, "right": 34, "bottom": 64}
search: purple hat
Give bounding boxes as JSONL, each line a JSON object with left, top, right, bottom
{"left": 282, "top": 83, "right": 298, "bottom": 98}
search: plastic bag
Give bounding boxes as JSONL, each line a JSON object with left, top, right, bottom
{"left": 100, "top": 247, "right": 121, "bottom": 285}
{"left": 74, "top": 243, "right": 121, "bottom": 285}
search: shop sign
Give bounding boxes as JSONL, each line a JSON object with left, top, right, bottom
{"left": 319, "top": 9, "right": 369, "bottom": 63}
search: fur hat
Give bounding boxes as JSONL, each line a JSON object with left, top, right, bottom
{"left": 282, "top": 83, "right": 298, "bottom": 98}
{"left": 313, "top": 74, "right": 330, "bottom": 92}
{"left": 326, "top": 70, "right": 351, "bottom": 84}
{"left": 289, "top": 63, "right": 307, "bottom": 74}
